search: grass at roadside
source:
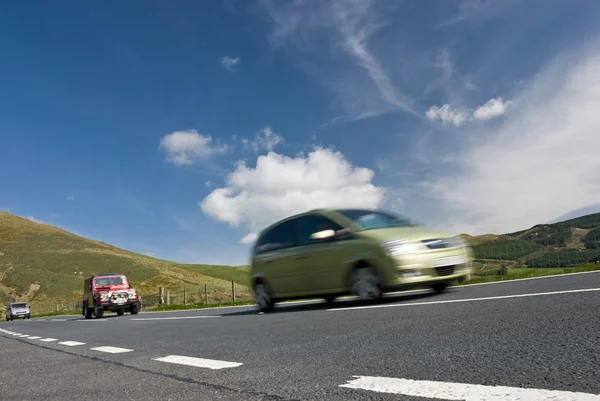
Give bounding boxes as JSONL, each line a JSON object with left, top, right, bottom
{"left": 459, "top": 264, "right": 600, "bottom": 285}
{"left": 148, "top": 300, "right": 255, "bottom": 312}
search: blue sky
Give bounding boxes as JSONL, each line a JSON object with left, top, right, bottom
{"left": 2, "top": 0, "right": 600, "bottom": 265}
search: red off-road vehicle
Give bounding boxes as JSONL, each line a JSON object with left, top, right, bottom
{"left": 82, "top": 273, "right": 140, "bottom": 319}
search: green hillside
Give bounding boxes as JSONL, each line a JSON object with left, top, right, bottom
{"left": 464, "top": 212, "right": 600, "bottom": 270}
{"left": 0, "top": 212, "right": 251, "bottom": 313}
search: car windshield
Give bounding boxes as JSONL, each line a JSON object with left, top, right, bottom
{"left": 335, "top": 209, "right": 419, "bottom": 231}
{"left": 94, "top": 276, "right": 126, "bottom": 286}
{"left": 11, "top": 303, "right": 27, "bottom": 309}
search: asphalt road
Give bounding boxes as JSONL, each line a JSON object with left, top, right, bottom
{"left": 1, "top": 271, "right": 600, "bottom": 400}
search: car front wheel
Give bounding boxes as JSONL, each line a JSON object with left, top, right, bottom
{"left": 93, "top": 303, "right": 104, "bottom": 319}
{"left": 350, "top": 266, "right": 382, "bottom": 301}
{"left": 431, "top": 283, "right": 448, "bottom": 294}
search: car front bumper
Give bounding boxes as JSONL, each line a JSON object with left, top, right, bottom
{"left": 98, "top": 300, "right": 139, "bottom": 312}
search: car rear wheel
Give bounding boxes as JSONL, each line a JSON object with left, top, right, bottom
{"left": 254, "top": 281, "right": 274, "bottom": 313}
{"left": 431, "top": 283, "right": 448, "bottom": 294}
{"left": 350, "top": 266, "right": 382, "bottom": 301}
{"left": 84, "top": 305, "right": 92, "bottom": 319}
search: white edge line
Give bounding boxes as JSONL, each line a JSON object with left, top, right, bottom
{"left": 457, "top": 269, "right": 600, "bottom": 288}
{"left": 58, "top": 341, "right": 86, "bottom": 346}
{"left": 153, "top": 355, "right": 243, "bottom": 369}
{"left": 28, "top": 336, "right": 41, "bottom": 339}
{"left": 39, "top": 338, "right": 58, "bottom": 342}
{"left": 327, "top": 288, "right": 600, "bottom": 311}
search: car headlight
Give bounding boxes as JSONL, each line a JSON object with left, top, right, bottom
{"left": 127, "top": 290, "right": 136, "bottom": 299}
{"left": 100, "top": 293, "right": 110, "bottom": 301}
{"left": 381, "top": 240, "right": 421, "bottom": 256}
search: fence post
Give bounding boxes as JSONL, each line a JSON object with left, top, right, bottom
{"left": 167, "top": 291, "right": 170, "bottom": 305}
{"left": 232, "top": 280, "right": 235, "bottom": 302}
{"left": 204, "top": 284, "right": 208, "bottom": 304}
{"left": 159, "top": 287, "right": 164, "bottom": 304}
{"left": 184, "top": 287, "right": 187, "bottom": 306}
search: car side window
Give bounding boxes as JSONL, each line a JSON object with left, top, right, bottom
{"left": 297, "top": 215, "right": 344, "bottom": 246}
{"left": 255, "top": 220, "right": 296, "bottom": 254}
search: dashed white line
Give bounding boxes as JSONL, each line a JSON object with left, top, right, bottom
{"left": 90, "top": 346, "right": 133, "bottom": 354}
{"left": 28, "top": 336, "right": 41, "bottom": 340}
{"left": 131, "top": 315, "right": 221, "bottom": 321}
{"left": 340, "top": 376, "right": 600, "bottom": 400}
{"left": 328, "top": 287, "right": 600, "bottom": 311}
{"left": 58, "top": 341, "right": 86, "bottom": 346}
{"left": 39, "top": 338, "right": 58, "bottom": 342}
{"left": 51, "top": 319, "right": 67, "bottom": 321}
{"left": 153, "top": 355, "right": 243, "bottom": 370}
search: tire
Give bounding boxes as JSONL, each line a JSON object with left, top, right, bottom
{"left": 130, "top": 303, "right": 139, "bottom": 315}
{"left": 253, "top": 281, "right": 275, "bottom": 313}
{"left": 84, "top": 305, "right": 92, "bottom": 320}
{"left": 117, "top": 309, "right": 124, "bottom": 316}
{"left": 93, "top": 303, "right": 104, "bottom": 319}
{"left": 324, "top": 295, "right": 337, "bottom": 304}
{"left": 349, "top": 266, "right": 382, "bottom": 301}
{"left": 431, "top": 283, "right": 448, "bottom": 294}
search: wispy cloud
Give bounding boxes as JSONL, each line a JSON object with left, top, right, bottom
{"left": 438, "top": 0, "right": 521, "bottom": 28}
{"left": 159, "top": 129, "right": 227, "bottom": 166}
{"left": 242, "top": 126, "right": 284, "bottom": 153}
{"left": 259, "top": 0, "right": 416, "bottom": 121}
{"left": 426, "top": 97, "right": 511, "bottom": 126}
{"left": 220, "top": 56, "right": 240, "bottom": 71}
{"left": 66, "top": 195, "right": 75, "bottom": 201}
{"left": 423, "top": 42, "right": 600, "bottom": 234}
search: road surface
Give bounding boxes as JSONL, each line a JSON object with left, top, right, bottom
{"left": 1, "top": 271, "right": 600, "bottom": 400}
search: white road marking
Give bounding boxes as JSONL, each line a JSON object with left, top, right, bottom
{"left": 51, "top": 319, "right": 67, "bottom": 321}
{"left": 328, "top": 287, "right": 600, "bottom": 311}
{"left": 131, "top": 315, "right": 221, "bottom": 321}
{"left": 28, "top": 336, "right": 41, "bottom": 340}
{"left": 340, "top": 376, "right": 600, "bottom": 400}
{"left": 39, "top": 338, "right": 58, "bottom": 342}
{"left": 19, "top": 335, "right": 31, "bottom": 338}
{"left": 58, "top": 341, "right": 85, "bottom": 346}
{"left": 459, "top": 268, "right": 600, "bottom": 288}
{"left": 90, "top": 346, "right": 133, "bottom": 354}
{"left": 153, "top": 355, "right": 243, "bottom": 370}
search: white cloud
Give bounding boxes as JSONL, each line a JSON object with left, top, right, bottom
{"left": 221, "top": 56, "right": 240, "bottom": 71}
{"left": 243, "top": 127, "right": 284, "bottom": 153}
{"left": 259, "top": 0, "right": 415, "bottom": 120}
{"left": 240, "top": 232, "right": 258, "bottom": 244}
{"left": 423, "top": 44, "right": 600, "bottom": 235}
{"left": 27, "top": 216, "right": 42, "bottom": 224}
{"left": 473, "top": 97, "right": 512, "bottom": 120}
{"left": 426, "top": 96, "right": 511, "bottom": 126}
{"left": 205, "top": 180, "right": 213, "bottom": 188}
{"left": 200, "top": 147, "right": 386, "bottom": 242}
{"left": 159, "top": 130, "right": 227, "bottom": 166}
{"left": 425, "top": 104, "right": 470, "bottom": 126}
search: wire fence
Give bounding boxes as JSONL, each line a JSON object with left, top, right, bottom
{"left": 469, "top": 232, "right": 600, "bottom": 268}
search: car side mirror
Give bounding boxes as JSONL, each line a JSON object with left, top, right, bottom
{"left": 310, "top": 229, "right": 336, "bottom": 240}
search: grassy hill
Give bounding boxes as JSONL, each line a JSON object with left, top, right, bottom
{"left": 463, "top": 212, "right": 600, "bottom": 273}
{"left": 0, "top": 212, "right": 251, "bottom": 314}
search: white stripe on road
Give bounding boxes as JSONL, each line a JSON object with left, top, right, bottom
{"left": 58, "top": 341, "right": 85, "bottom": 346}
{"left": 131, "top": 315, "right": 221, "bottom": 321}
{"left": 153, "top": 355, "right": 243, "bottom": 370}
{"left": 328, "top": 287, "right": 600, "bottom": 311}
{"left": 39, "top": 338, "right": 58, "bottom": 342}
{"left": 19, "top": 335, "right": 31, "bottom": 338}
{"left": 51, "top": 319, "right": 67, "bottom": 321}
{"left": 90, "top": 346, "right": 133, "bottom": 354}
{"left": 28, "top": 336, "right": 41, "bottom": 339}
{"left": 340, "top": 376, "right": 600, "bottom": 400}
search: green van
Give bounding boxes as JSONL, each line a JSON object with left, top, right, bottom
{"left": 250, "top": 208, "right": 472, "bottom": 312}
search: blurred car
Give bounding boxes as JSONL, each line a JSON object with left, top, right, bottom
{"left": 5, "top": 302, "right": 31, "bottom": 321}
{"left": 250, "top": 208, "right": 472, "bottom": 312}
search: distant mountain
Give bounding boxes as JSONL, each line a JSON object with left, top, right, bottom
{"left": 464, "top": 212, "right": 600, "bottom": 268}
{"left": 0, "top": 212, "right": 250, "bottom": 312}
